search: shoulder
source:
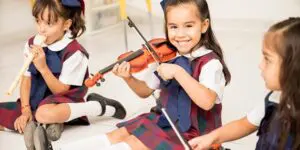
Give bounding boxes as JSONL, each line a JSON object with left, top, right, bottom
{"left": 63, "top": 40, "right": 89, "bottom": 60}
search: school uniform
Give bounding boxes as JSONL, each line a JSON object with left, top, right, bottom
{"left": 247, "top": 91, "right": 294, "bottom": 150}
{"left": 0, "top": 32, "right": 90, "bottom": 130}
{"left": 117, "top": 41, "right": 226, "bottom": 150}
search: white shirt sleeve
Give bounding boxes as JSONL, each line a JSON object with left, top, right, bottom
{"left": 23, "top": 42, "right": 32, "bottom": 77}
{"left": 199, "top": 59, "right": 226, "bottom": 104}
{"left": 59, "top": 51, "right": 88, "bottom": 86}
{"left": 247, "top": 104, "right": 265, "bottom": 127}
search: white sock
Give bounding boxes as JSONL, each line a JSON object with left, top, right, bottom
{"left": 104, "top": 106, "right": 116, "bottom": 117}
{"left": 66, "top": 101, "right": 102, "bottom": 122}
{"left": 59, "top": 134, "right": 111, "bottom": 150}
{"left": 104, "top": 142, "right": 131, "bottom": 150}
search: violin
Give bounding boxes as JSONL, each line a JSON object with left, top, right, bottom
{"left": 84, "top": 17, "right": 176, "bottom": 87}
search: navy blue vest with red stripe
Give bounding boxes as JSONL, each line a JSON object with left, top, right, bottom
{"left": 156, "top": 51, "right": 222, "bottom": 136}
{"left": 27, "top": 36, "right": 89, "bottom": 110}
{"left": 256, "top": 91, "right": 294, "bottom": 150}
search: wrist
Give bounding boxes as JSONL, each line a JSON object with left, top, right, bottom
{"left": 21, "top": 105, "right": 31, "bottom": 114}
{"left": 174, "top": 66, "right": 184, "bottom": 79}
{"left": 39, "top": 66, "right": 49, "bottom": 75}
{"left": 123, "top": 75, "right": 134, "bottom": 81}
{"left": 210, "top": 130, "right": 220, "bottom": 144}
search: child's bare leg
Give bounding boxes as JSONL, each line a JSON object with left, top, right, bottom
{"left": 35, "top": 103, "right": 71, "bottom": 124}
{"left": 107, "top": 127, "right": 131, "bottom": 144}
{"left": 124, "top": 135, "right": 149, "bottom": 150}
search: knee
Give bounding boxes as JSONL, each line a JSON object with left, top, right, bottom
{"left": 35, "top": 106, "right": 57, "bottom": 123}
{"left": 107, "top": 127, "right": 130, "bottom": 144}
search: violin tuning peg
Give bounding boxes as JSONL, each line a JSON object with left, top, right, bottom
{"left": 101, "top": 78, "right": 105, "bottom": 82}
{"left": 96, "top": 82, "right": 101, "bottom": 87}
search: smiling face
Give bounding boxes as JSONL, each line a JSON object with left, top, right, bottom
{"left": 166, "top": 2, "right": 209, "bottom": 55}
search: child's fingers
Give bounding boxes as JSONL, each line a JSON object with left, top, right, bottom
{"left": 112, "top": 63, "right": 120, "bottom": 74}
{"left": 14, "top": 118, "right": 18, "bottom": 131}
{"left": 125, "top": 62, "right": 130, "bottom": 72}
{"left": 118, "top": 62, "right": 127, "bottom": 73}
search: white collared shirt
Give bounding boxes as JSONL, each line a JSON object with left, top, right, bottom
{"left": 133, "top": 46, "right": 226, "bottom": 104}
{"left": 247, "top": 91, "right": 281, "bottom": 126}
{"left": 23, "top": 32, "right": 88, "bottom": 86}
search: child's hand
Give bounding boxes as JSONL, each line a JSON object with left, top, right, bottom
{"left": 112, "top": 61, "right": 132, "bottom": 79}
{"left": 30, "top": 45, "right": 48, "bottom": 73}
{"left": 188, "top": 134, "right": 215, "bottom": 150}
{"left": 156, "top": 63, "right": 182, "bottom": 81}
{"left": 14, "top": 110, "right": 33, "bottom": 134}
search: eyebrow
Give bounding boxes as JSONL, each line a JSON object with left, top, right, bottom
{"left": 167, "top": 21, "right": 196, "bottom": 26}
{"left": 262, "top": 50, "right": 272, "bottom": 58}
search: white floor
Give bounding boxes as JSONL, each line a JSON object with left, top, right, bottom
{"left": 0, "top": 1, "right": 296, "bottom": 150}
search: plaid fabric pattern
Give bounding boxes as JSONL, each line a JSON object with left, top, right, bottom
{"left": 117, "top": 52, "right": 222, "bottom": 149}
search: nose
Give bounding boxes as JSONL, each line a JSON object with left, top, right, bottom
{"left": 38, "top": 23, "right": 47, "bottom": 34}
{"left": 175, "top": 28, "right": 186, "bottom": 38}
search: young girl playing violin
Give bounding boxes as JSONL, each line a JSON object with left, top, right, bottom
{"left": 188, "top": 17, "right": 300, "bottom": 150}
{"left": 59, "top": 0, "right": 231, "bottom": 149}
{"left": 0, "top": 0, "right": 125, "bottom": 149}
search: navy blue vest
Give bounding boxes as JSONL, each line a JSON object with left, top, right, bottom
{"left": 256, "top": 91, "right": 294, "bottom": 150}
{"left": 28, "top": 47, "right": 64, "bottom": 110}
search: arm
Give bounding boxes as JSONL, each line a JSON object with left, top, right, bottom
{"left": 174, "top": 67, "right": 217, "bottom": 110}
{"left": 112, "top": 62, "right": 154, "bottom": 98}
{"left": 30, "top": 45, "right": 70, "bottom": 94}
{"left": 14, "top": 75, "right": 33, "bottom": 133}
{"left": 40, "top": 67, "right": 70, "bottom": 94}
{"left": 209, "top": 117, "right": 257, "bottom": 143}
{"left": 123, "top": 76, "right": 154, "bottom": 98}
{"left": 20, "top": 75, "right": 32, "bottom": 113}
{"left": 189, "top": 117, "right": 258, "bottom": 149}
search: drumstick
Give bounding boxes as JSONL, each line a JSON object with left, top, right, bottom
{"left": 6, "top": 35, "right": 46, "bottom": 96}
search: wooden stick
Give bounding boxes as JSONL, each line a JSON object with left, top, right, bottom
{"left": 6, "top": 35, "right": 46, "bottom": 95}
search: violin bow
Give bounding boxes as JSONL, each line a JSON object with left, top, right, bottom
{"left": 127, "top": 16, "right": 161, "bottom": 65}
{"left": 161, "top": 108, "right": 193, "bottom": 150}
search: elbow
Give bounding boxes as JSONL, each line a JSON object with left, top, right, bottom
{"left": 202, "top": 102, "right": 215, "bottom": 111}
{"left": 196, "top": 94, "right": 217, "bottom": 111}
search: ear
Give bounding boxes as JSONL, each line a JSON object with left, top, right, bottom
{"left": 201, "top": 18, "right": 210, "bottom": 34}
{"left": 63, "top": 19, "right": 72, "bottom": 31}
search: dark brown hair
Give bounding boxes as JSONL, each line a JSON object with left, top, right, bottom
{"left": 164, "top": 0, "right": 231, "bottom": 85}
{"left": 32, "top": 0, "right": 85, "bottom": 38}
{"left": 267, "top": 17, "right": 300, "bottom": 149}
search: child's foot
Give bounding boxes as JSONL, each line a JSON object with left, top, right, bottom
{"left": 24, "top": 121, "right": 37, "bottom": 150}
{"left": 34, "top": 125, "right": 53, "bottom": 150}
{"left": 87, "top": 93, "right": 127, "bottom": 119}
{"left": 46, "top": 123, "right": 64, "bottom": 141}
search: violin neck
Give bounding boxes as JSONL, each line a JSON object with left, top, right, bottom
{"left": 98, "top": 49, "right": 144, "bottom": 74}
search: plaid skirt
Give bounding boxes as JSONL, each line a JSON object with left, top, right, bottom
{"left": 0, "top": 87, "right": 89, "bottom": 130}
{"left": 117, "top": 112, "right": 199, "bottom": 150}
